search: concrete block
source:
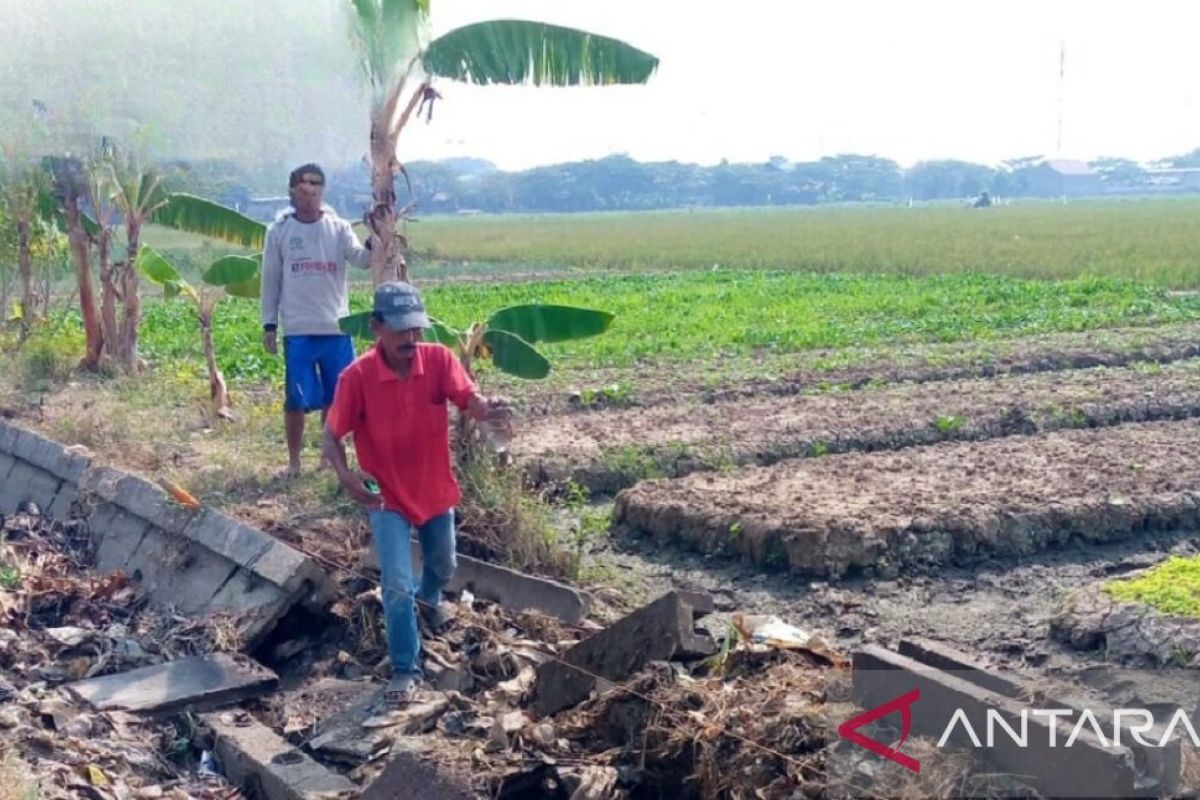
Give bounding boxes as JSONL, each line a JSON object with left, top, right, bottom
{"left": 21, "top": 468, "right": 62, "bottom": 513}
{"left": 78, "top": 465, "right": 125, "bottom": 503}
{"left": 897, "top": 638, "right": 1180, "bottom": 794}
{"left": 246, "top": 540, "right": 334, "bottom": 607}
{"left": 66, "top": 653, "right": 276, "bottom": 714}
{"left": 0, "top": 462, "right": 37, "bottom": 514}
{"left": 9, "top": 427, "right": 87, "bottom": 482}
{"left": 205, "top": 568, "right": 293, "bottom": 648}
{"left": 445, "top": 550, "right": 590, "bottom": 624}
{"left": 126, "top": 527, "right": 239, "bottom": 615}
{"left": 90, "top": 501, "right": 152, "bottom": 574}
{"left": 366, "top": 542, "right": 591, "bottom": 623}
{"left": 852, "top": 645, "right": 1142, "bottom": 798}
{"left": 535, "top": 591, "right": 716, "bottom": 717}
{"left": 0, "top": 420, "right": 19, "bottom": 453}
{"left": 113, "top": 475, "right": 199, "bottom": 534}
{"left": 183, "top": 509, "right": 273, "bottom": 569}
{"left": 204, "top": 712, "right": 356, "bottom": 800}
{"left": 0, "top": 452, "right": 16, "bottom": 482}
{"left": 46, "top": 484, "right": 79, "bottom": 520}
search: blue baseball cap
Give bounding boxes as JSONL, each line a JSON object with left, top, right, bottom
{"left": 373, "top": 281, "right": 431, "bottom": 331}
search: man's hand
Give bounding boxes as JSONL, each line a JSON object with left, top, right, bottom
{"left": 483, "top": 396, "right": 513, "bottom": 426}
{"left": 263, "top": 330, "right": 278, "bottom": 355}
{"left": 338, "top": 469, "right": 384, "bottom": 509}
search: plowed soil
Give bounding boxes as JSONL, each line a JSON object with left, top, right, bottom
{"left": 521, "top": 360, "right": 1200, "bottom": 493}
{"left": 612, "top": 418, "right": 1200, "bottom": 578}
{"left": 507, "top": 321, "right": 1200, "bottom": 413}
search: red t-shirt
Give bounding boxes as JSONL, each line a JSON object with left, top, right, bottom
{"left": 327, "top": 343, "right": 477, "bottom": 525}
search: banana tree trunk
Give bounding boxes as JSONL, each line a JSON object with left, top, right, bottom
{"left": 62, "top": 198, "right": 104, "bottom": 368}
{"left": 98, "top": 232, "right": 119, "bottom": 361}
{"left": 117, "top": 222, "right": 142, "bottom": 372}
{"left": 16, "top": 218, "right": 33, "bottom": 338}
{"left": 367, "top": 118, "right": 405, "bottom": 286}
{"left": 199, "top": 304, "right": 234, "bottom": 421}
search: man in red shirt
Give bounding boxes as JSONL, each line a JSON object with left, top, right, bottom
{"left": 323, "top": 281, "right": 511, "bottom": 705}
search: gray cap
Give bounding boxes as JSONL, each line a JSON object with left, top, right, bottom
{"left": 373, "top": 281, "right": 431, "bottom": 331}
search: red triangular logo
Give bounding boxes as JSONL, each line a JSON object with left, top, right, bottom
{"left": 837, "top": 688, "right": 922, "bottom": 773}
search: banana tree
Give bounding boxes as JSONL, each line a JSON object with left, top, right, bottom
{"left": 342, "top": 303, "right": 613, "bottom": 458}
{"left": 137, "top": 245, "right": 261, "bottom": 421}
{"left": 342, "top": 303, "right": 613, "bottom": 379}
{"left": 108, "top": 151, "right": 171, "bottom": 373}
{"left": 347, "top": 2, "right": 658, "bottom": 286}
{"left": 0, "top": 154, "right": 52, "bottom": 338}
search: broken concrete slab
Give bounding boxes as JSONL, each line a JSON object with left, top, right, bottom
{"left": 2, "top": 421, "right": 337, "bottom": 652}
{"left": 851, "top": 645, "right": 1147, "bottom": 798}
{"left": 308, "top": 689, "right": 395, "bottom": 764}
{"left": 204, "top": 711, "right": 356, "bottom": 800}
{"left": 365, "top": 543, "right": 590, "bottom": 624}
{"left": 65, "top": 653, "right": 277, "bottom": 714}
{"left": 535, "top": 591, "right": 716, "bottom": 717}
{"left": 897, "top": 637, "right": 1181, "bottom": 794}
{"left": 360, "top": 746, "right": 474, "bottom": 800}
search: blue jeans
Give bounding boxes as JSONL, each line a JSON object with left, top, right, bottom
{"left": 368, "top": 508, "right": 457, "bottom": 678}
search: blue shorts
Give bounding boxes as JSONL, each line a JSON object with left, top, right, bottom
{"left": 283, "top": 334, "right": 355, "bottom": 412}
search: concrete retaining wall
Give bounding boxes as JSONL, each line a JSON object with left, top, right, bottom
{"left": 0, "top": 420, "right": 334, "bottom": 648}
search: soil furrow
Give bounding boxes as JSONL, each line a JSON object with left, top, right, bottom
{"left": 611, "top": 418, "right": 1200, "bottom": 578}
{"left": 509, "top": 321, "right": 1200, "bottom": 413}
{"left": 522, "top": 360, "right": 1200, "bottom": 494}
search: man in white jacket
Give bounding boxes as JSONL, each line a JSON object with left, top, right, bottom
{"left": 260, "top": 163, "right": 372, "bottom": 476}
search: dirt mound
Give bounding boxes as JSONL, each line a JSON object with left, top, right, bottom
{"left": 521, "top": 359, "right": 1200, "bottom": 494}
{"left": 613, "top": 418, "right": 1200, "bottom": 578}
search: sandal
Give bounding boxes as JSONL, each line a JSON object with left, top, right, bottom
{"left": 383, "top": 674, "right": 417, "bottom": 708}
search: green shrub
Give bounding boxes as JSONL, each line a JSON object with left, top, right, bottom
{"left": 21, "top": 326, "right": 84, "bottom": 388}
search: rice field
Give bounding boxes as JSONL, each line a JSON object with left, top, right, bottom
{"left": 411, "top": 198, "right": 1200, "bottom": 287}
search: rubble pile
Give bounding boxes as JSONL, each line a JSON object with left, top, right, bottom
{"left": 258, "top": 586, "right": 841, "bottom": 798}
{"left": 0, "top": 507, "right": 241, "bottom": 799}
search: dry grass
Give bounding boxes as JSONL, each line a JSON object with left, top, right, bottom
{"left": 0, "top": 746, "right": 36, "bottom": 800}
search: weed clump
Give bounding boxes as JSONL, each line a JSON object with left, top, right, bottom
{"left": 1105, "top": 555, "right": 1200, "bottom": 617}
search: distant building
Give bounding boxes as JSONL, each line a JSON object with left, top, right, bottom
{"left": 1144, "top": 167, "right": 1200, "bottom": 192}
{"left": 1022, "top": 160, "right": 1103, "bottom": 197}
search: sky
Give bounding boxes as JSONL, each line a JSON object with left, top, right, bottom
{"left": 3, "top": 0, "right": 1199, "bottom": 171}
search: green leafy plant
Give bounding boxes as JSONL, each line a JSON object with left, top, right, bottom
{"left": 807, "top": 440, "right": 830, "bottom": 458}
{"left": 934, "top": 414, "right": 966, "bottom": 434}
{"left": 0, "top": 564, "right": 20, "bottom": 591}
{"left": 138, "top": 245, "right": 260, "bottom": 420}
{"left": 341, "top": 303, "right": 614, "bottom": 380}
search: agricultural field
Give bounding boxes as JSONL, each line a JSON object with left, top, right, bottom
{"left": 413, "top": 199, "right": 1200, "bottom": 286}
{"left": 8, "top": 200, "right": 1200, "bottom": 794}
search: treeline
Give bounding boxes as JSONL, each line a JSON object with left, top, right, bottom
{"left": 169, "top": 149, "right": 1200, "bottom": 219}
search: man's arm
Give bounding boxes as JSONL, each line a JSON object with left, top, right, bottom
{"left": 260, "top": 225, "right": 283, "bottom": 353}
{"left": 322, "top": 426, "right": 382, "bottom": 508}
{"left": 340, "top": 220, "right": 373, "bottom": 270}
{"left": 323, "top": 367, "right": 383, "bottom": 508}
